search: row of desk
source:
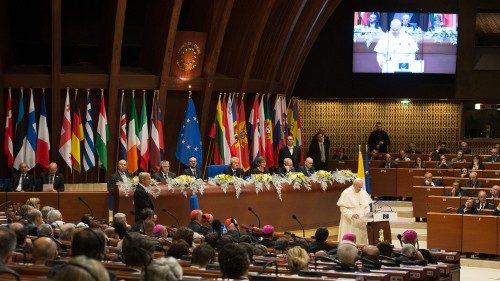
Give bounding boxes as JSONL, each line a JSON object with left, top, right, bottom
{"left": 115, "top": 182, "right": 349, "bottom": 230}
{"left": 427, "top": 212, "right": 500, "bottom": 254}
{"left": 0, "top": 192, "right": 108, "bottom": 222}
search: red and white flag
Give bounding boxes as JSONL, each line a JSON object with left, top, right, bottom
{"left": 36, "top": 91, "right": 50, "bottom": 170}
{"left": 149, "top": 91, "right": 164, "bottom": 171}
{"left": 4, "top": 88, "right": 13, "bottom": 168}
{"left": 139, "top": 92, "right": 149, "bottom": 171}
{"left": 59, "top": 88, "right": 72, "bottom": 168}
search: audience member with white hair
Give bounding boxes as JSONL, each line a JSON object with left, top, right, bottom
{"left": 142, "top": 257, "right": 182, "bottom": 281}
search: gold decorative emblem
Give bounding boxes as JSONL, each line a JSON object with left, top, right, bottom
{"left": 176, "top": 42, "right": 201, "bottom": 71}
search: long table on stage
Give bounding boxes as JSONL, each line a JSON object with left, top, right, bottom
{"left": 115, "top": 182, "right": 349, "bottom": 230}
{"left": 1, "top": 191, "right": 108, "bottom": 222}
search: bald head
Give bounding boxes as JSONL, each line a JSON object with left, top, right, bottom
{"left": 117, "top": 160, "right": 128, "bottom": 172}
{"left": 33, "top": 237, "right": 58, "bottom": 264}
{"left": 362, "top": 245, "right": 380, "bottom": 262}
{"left": 48, "top": 162, "right": 58, "bottom": 174}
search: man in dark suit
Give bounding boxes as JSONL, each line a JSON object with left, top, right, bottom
{"left": 133, "top": 172, "right": 155, "bottom": 224}
{"left": 39, "top": 162, "right": 64, "bottom": 191}
{"left": 223, "top": 157, "right": 244, "bottom": 178}
{"left": 109, "top": 160, "right": 131, "bottom": 193}
{"left": 475, "top": 191, "right": 495, "bottom": 210}
{"left": 368, "top": 122, "right": 390, "bottom": 153}
{"left": 456, "top": 198, "right": 478, "bottom": 214}
{"left": 11, "top": 162, "right": 35, "bottom": 192}
{"left": 381, "top": 154, "right": 398, "bottom": 168}
{"left": 307, "top": 133, "right": 329, "bottom": 171}
{"left": 276, "top": 158, "right": 295, "bottom": 175}
{"left": 464, "top": 171, "right": 482, "bottom": 188}
{"left": 484, "top": 148, "right": 500, "bottom": 163}
{"left": 182, "top": 157, "right": 202, "bottom": 179}
{"left": 423, "top": 172, "right": 443, "bottom": 187}
{"left": 152, "top": 160, "right": 176, "bottom": 183}
{"left": 299, "top": 157, "right": 316, "bottom": 177}
{"left": 278, "top": 135, "right": 301, "bottom": 168}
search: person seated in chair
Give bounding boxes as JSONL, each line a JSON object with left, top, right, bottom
{"left": 251, "top": 156, "right": 269, "bottom": 174}
{"left": 464, "top": 171, "right": 482, "bottom": 188}
{"left": 484, "top": 148, "right": 500, "bottom": 163}
{"left": 360, "top": 245, "right": 382, "bottom": 270}
{"left": 451, "top": 150, "right": 466, "bottom": 163}
{"left": 381, "top": 154, "right": 398, "bottom": 168}
{"left": 182, "top": 157, "right": 202, "bottom": 179}
{"left": 276, "top": 158, "right": 295, "bottom": 175}
{"left": 475, "top": 191, "right": 495, "bottom": 210}
{"left": 468, "top": 155, "right": 485, "bottom": 171}
{"left": 423, "top": 172, "right": 442, "bottom": 187}
{"left": 448, "top": 180, "right": 471, "bottom": 197}
{"left": 400, "top": 229, "right": 434, "bottom": 263}
{"left": 436, "top": 155, "right": 452, "bottom": 169}
{"left": 493, "top": 202, "right": 500, "bottom": 216}
{"left": 153, "top": 160, "right": 176, "bottom": 183}
{"left": 395, "top": 150, "right": 410, "bottom": 161}
{"left": 335, "top": 241, "right": 359, "bottom": 271}
{"left": 456, "top": 198, "right": 478, "bottom": 214}
{"left": 395, "top": 244, "right": 426, "bottom": 266}
{"left": 223, "top": 157, "right": 244, "bottom": 178}
{"left": 39, "top": 162, "right": 65, "bottom": 191}
{"left": 309, "top": 227, "right": 333, "bottom": 253}
{"left": 299, "top": 157, "right": 316, "bottom": 177}
{"left": 490, "top": 185, "right": 500, "bottom": 199}
{"left": 11, "top": 162, "right": 35, "bottom": 192}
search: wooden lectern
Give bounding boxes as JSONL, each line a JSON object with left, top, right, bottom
{"left": 366, "top": 211, "right": 397, "bottom": 245}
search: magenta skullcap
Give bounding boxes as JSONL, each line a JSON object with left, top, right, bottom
{"left": 261, "top": 224, "right": 275, "bottom": 235}
{"left": 153, "top": 224, "right": 166, "bottom": 235}
{"left": 342, "top": 232, "right": 356, "bottom": 243}
{"left": 402, "top": 229, "right": 418, "bottom": 242}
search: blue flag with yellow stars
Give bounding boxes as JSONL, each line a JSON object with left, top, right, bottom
{"left": 175, "top": 95, "right": 202, "bottom": 167}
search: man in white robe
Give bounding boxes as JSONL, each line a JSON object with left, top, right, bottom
{"left": 337, "top": 178, "right": 373, "bottom": 244}
{"left": 374, "top": 19, "right": 419, "bottom": 73}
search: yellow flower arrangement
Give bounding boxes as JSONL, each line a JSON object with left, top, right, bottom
{"left": 208, "top": 174, "right": 247, "bottom": 198}
{"left": 168, "top": 175, "right": 205, "bottom": 197}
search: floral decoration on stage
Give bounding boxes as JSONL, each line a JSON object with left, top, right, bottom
{"left": 332, "top": 169, "right": 357, "bottom": 184}
{"left": 248, "top": 174, "right": 273, "bottom": 194}
{"left": 309, "top": 170, "right": 333, "bottom": 191}
{"left": 167, "top": 175, "right": 205, "bottom": 197}
{"left": 118, "top": 176, "right": 139, "bottom": 197}
{"left": 147, "top": 179, "right": 162, "bottom": 199}
{"left": 207, "top": 174, "right": 247, "bottom": 199}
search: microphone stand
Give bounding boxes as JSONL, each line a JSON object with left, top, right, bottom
{"left": 292, "top": 214, "right": 305, "bottom": 237}
{"left": 231, "top": 218, "right": 241, "bottom": 242}
{"left": 262, "top": 260, "right": 278, "bottom": 275}
{"left": 162, "top": 208, "right": 180, "bottom": 228}
{"left": 78, "top": 197, "right": 94, "bottom": 218}
{"left": 248, "top": 207, "right": 261, "bottom": 228}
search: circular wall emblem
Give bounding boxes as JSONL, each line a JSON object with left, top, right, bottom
{"left": 176, "top": 42, "right": 201, "bottom": 71}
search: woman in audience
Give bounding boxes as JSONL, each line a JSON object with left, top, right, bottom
{"left": 26, "top": 197, "right": 41, "bottom": 210}
{"left": 411, "top": 157, "right": 424, "bottom": 169}
{"left": 451, "top": 150, "right": 466, "bottom": 163}
{"left": 286, "top": 246, "right": 310, "bottom": 274}
{"left": 142, "top": 257, "right": 182, "bottom": 281}
{"left": 252, "top": 156, "right": 269, "bottom": 174}
{"left": 219, "top": 244, "right": 250, "bottom": 279}
{"left": 468, "top": 155, "right": 485, "bottom": 170}
{"left": 460, "top": 167, "right": 470, "bottom": 178}
{"left": 54, "top": 255, "right": 110, "bottom": 281}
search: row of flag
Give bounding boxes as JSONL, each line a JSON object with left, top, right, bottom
{"left": 209, "top": 93, "right": 303, "bottom": 171}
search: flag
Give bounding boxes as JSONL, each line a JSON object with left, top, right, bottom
{"left": 258, "top": 96, "right": 266, "bottom": 162}
{"left": 357, "top": 145, "right": 365, "bottom": 181}
{"left": 209, "top": 95, "right": 231, "bottom": 165}
{"left": 248, "top": 94, "right": 262, "bottom": 163}
{"left": 226, "top": 94, "right": 238, "bottom": 157}
{"left": 237, "top": 95, "right": 250, "bottom": 171}
{"left": 25, "top": 89, "right": 37, "bottom": 170}
{"left": 127, "top": 92, "right": 140, "bottom": 173}
{"left": 83, "top": 92, "right": 95, "bottom": 171}
{"left": 149, "top": 91, "right": 164, "bottom": 171}
{"left": 59, "top": 88, "right": 72, "bottom": 168}
{"left": 36, "top": 92, "right": 50, "bottom": 170}
{"left": 263, "top": 95, "right": 274, "bottom": 167}
{"left": 71, "top": 91, "right": 84, "bottom": 173}
{"left": 364, "top": 145, "right": 371, "bottom": 194}
{"left": 175, "top": 95, "right": 202, "bottom": 167}
{"left": 119, "top": 91, "right": 127, "bottom": 160}
{"left": 287, "top": 98, "right": 303, "bottom": 163}
{"left": 96, "top": 92, "right": 109, "bottom": 170}
{"left": 139, "top": 92, "right": 149, "bottom": 171}
{"left": 13, "top": 89, "right": 26, "bottom": 169}
{"left": 4, "top": 89, "right": 13, "bottom": 168}
{"left": 273, "top": 96, "right": 286, "bottom": 167}
{"left": 221, "top": 95, "right": 232, "bottom": 160}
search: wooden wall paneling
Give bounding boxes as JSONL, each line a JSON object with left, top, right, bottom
{"left": 250, "top": 0, "right": 306, "bottom": 87}
{"left": 51, "top": 0, "right": 62, "bottom": 165}
{"left": 60, "top": 73, "right": 109, "bottom": 89}
{"left": 279, "top": 0, "right": 340, "bottom": 95}
{"left": 107, "top": 0, "right": 127, "bottom": 178}
{"left": 239, "top": 0, "right": 276, "bottom": 92}
{"left": 199, "top": 0, "right": 234, "bottom": 141}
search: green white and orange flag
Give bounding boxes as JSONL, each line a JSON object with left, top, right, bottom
{"left": 71, "top": 90, "right": 84, "bottom": 173}
{"left": 127, "top": 92, "right": 140, "bottom": 173}
{"left": 209, "top": 94, "right": 231, "bottom": 165}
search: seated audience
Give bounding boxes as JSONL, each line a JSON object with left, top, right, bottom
{"left": 54, "top": 255, "right": 110, "bottom": 281}
{"left": 423, "top": 172, "right": 442, "bottom": 187}
{"left": 468, "top": 155, "right": 485, "bottom": 170}
{"left": 436, "top": 155, "right": 452, "bottom": 169}
{"left": 251, "top": 156, "right": 269, "bottom": 174}
{"left": 309, "top": 227, "right": 333, "bottom": 253}
{"left": 411, "top": 157, "right": 424, "bottom": 169}
{"left": 219, "top": 244, "right": 250, "bottom": 279}
{"left": 456, "top": 198, "right": 478, "bottom": 214}
{"left": 341, "top": 232, "right": 356, "bottom": 244}
{"left": 464, "top": 171, "right": 482, "bottom": 188}
{"left": 0, "top": 226, "right": 19, "bottom": 277}
{"left": 401, "top": 229, "right": 434, "bottom": 263}
{"left": 72, "top": 228, "right": 107, "bottom": 260}
{"left": 369, "top": 149, "right": 380, "bottom": 160}
{"left": 451, "top": 150, "right": 466, "bottom": 163}
{"left": 223, "top": 157, "right": 244, "bottom": 178}
{"left": 360, "top": 245, "right": 381, "bottom": 270}
{"left": 460, "top": 141, "right": 472, "bottom": 154}
{"left": 172, "top": 227, "right": 195, "bottom": 248}
{"left": 491, "top": 185, "right": 500, "bottom": 199}
{"left": 429, "top": 141, "right": 450, "bottom": 161}
{"left": 122, "top": 232, "right": 155, "bottom": 268}
{"left": 494, "top": 203, "right": 500, "bottom": 216}
{"left": 396, "top": 244, "right": 426, "bottom": 265}
{"left": 377, "top": 241, "right": 394, "bottom": 258}
{"left": 286, "top": 246, "right": 310, "bottom": 274}
{"left": 46, "top": 209, "right": 63, "bottom": 225}
{"left": 11, "top": 162, "right": 35, "bottom": 192}
{"left": 449, "top": 180, "right": 471, "bottom": 197}
{"left": 381, "top": 153, "right": 398, "bottom": 168}
{"left": 32, "top": 237, "right": 58, "bottom": 265}
{"left": 335, "top": 241, "right": 358, "bottom": 270}
{"left": 191, "top": 243, "right": 216, "bottom": 269}
{"left": 166, "top": 240, "right": 190, "bottom": 259}
{"left": 26, "top": 197, "right": 41, "bottom": 210}
{"left": 484, "top": 148, "right": 500, "bottom": 162}
{"left": 475, "top": 191, "right": 495, "bottom": 210}
{"left": 274, "top": 237, "right": 289, "bottom": 253}
{"left": 187, "top": 210, "right": 204, "bottom": 234}
{"left": 224, "top": 218, "right": 240, "bottom": 242}
{"left": 259, "top": 225, "right": 275, "bottom": 248}
{"left": 26, "top": 209, "right": 44, "bottom": 236}
{"left": 38, "top": 223, "right": 54, "bottom": 238}
{"left": 142, "top": 257, "right": 182, "bottom": 281}
{"left": 152, "top": 160, "right": 176, "bottom": 183}
{"left": 41, "top": 206, "right": 56, "bottom": 222}
{"left": 331, "top": 148, "right": 348, "bottom": 160}
{"left": 405, "top": 142, "right": 421, "bottom": 154}
{"left": 298, "top": 157, "right": 316, "bottom": 176}
{"left": 276, "top": 158, "right": 295, "bottom": 175}
{"left": 460, "top": 167, "right": 470, "bottom": 178}
{"left": 40, "top": 162, "right": 65, "bottom": 191}
{"left": 395, "top": 150, "right": 410, "bottom": 161}
{"left": 113, "top": 212, "right": 131, "bottom": 230}
{"left": 59, "top": 223, "right": 76, "bottom": 243}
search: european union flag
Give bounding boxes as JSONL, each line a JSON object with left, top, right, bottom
{"left": 175, "top": 96, "right": 202, "bottom": 167}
